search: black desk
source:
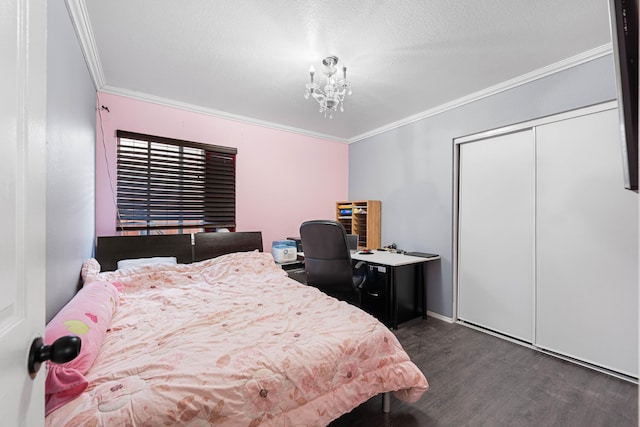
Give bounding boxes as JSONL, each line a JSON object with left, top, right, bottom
{"left": 351, "top": 250, "right": 440, "bottom": 329}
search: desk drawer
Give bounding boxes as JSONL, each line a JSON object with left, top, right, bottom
{"left": 361, "top": 264, "right": 391, "bottom": 325}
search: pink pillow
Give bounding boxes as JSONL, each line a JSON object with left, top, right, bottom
{"left": 45, "top": 280, "right": 119, "bottom": 415}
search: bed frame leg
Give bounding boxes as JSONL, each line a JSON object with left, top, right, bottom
{"left": 382, "top": 392, "right": 391, "bottom": 413}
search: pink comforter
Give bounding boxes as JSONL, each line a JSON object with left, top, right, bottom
{"left": 46, "top": 251, "right": 428, "bottom": 426}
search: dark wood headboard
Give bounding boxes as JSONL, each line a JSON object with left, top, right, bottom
{"left": 95, "top": 231, "right": 263, "bottom": 271}
{"left": 193, "top": 231, "right": 263, "bottom": 262}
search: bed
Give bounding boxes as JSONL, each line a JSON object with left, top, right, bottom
{"left": 44, "top": 232, "right": 429, "bottom": 426}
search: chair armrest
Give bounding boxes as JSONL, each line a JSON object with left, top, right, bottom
{"left": 353, "top": 261, "right": 368, "bottom": 288}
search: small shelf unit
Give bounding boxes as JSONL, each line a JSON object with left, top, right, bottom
{"left": 336, "top": 200, "right": 381, "bottom": 249}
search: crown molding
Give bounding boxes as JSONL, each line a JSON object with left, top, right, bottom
{"left": 98, "top": 85, "right": 350, "bottom": 144}
{"left": 65, "top": 0, "right": 105, "bottom": 90}
{"left": 348, "top": 44, "right": 613, "bottom": 143}
{"left": 100, "top": 43, "right": 611, "bottom": 146}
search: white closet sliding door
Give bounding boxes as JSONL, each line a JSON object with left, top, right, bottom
{"left": 535, "top": 109, "right": 638, "bottom": 377}
{"left": 458, "top": 130, "right": 535, "bottom": 342}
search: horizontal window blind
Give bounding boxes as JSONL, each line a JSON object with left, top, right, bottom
{"left": 116, "top": 130, "right": 236, "bottom": 233}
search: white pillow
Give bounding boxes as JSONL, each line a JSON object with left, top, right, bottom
{"left": 116, "top": 256, "right": 177, "bottom": 270}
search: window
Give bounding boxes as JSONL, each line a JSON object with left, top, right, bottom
{"left": 116, "top": 130, "right": 236, "bottom": 235}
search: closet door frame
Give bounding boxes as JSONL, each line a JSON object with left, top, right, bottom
{"left": 453, "top": 101, "right": 636, "bottom": 378}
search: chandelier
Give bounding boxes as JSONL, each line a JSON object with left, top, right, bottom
{"left": 304, "top": 56, "right": 352, "bottom": 119}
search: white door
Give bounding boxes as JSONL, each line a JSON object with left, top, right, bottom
{"left": 535, "top": 108, "right": 639, "bottom": 377}
{"left": 457, "top": 130, "right": 536, "bottom": 342}
{"left": 0, "top": 0, "right": 47, "bottom": 426}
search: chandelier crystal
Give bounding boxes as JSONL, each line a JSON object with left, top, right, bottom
{"left": 304, "top": 56, "right": 352, "bottom": 119}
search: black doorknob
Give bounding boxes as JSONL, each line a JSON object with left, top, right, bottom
{"left": 28, "top": 336, "right": 81, "bottom": 379}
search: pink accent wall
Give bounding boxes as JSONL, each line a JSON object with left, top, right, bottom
{"left": 95, "top": 92, "right": 348, "bottom": 250}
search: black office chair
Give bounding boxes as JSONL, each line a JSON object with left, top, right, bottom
{"left": 299, "top": 220, "right": 367, "bottom": 306}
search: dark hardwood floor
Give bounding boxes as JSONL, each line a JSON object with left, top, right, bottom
{"left": 329, "top": 317, "right": 638, "bottom": 427}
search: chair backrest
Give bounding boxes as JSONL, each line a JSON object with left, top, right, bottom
{"left": 346, "top": 234, "right": 359, "bottom": 253}
{"left": 299, "top": 220, "right": 357, "bottom": 293}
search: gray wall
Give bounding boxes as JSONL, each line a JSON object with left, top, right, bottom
{"left": 46, "top": 1, "right": 96, "bottom": 321}
{"left": 349, "top": 55, "right": 617, "bottom": 318}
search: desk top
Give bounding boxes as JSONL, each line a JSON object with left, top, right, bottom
{"left": 350, "top": 250, "right": 440, "bottom": 266}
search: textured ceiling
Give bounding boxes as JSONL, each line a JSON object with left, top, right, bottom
{"left": 72, "top": 0, "right": 613, "bottom": 142}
